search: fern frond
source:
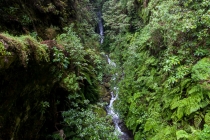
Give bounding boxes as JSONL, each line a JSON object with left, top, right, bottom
{"left": 177, "top": 107, "right": 185, "bottom": 119}
{"left": 151, "top": 126, "right": 176, "bottom": 140}
{"left": 144, "top": 118, "right": 159, "bottom": 132}
{"left": 194, "top": 114, "right": 203, "bottom": 128}
{"left": 200, "top": 99, "right": 209, "bottom": 108}
{"left": 134, "top": 132, "right": 142, "bottom": 140}
{"left": 180, "top": 78, "right": 191, "bottom": 91}
{"left": 170, "top": 95, "right": 181, "bottom": 110}
{"left": 187, "top": 85, "right": 202, "bottom": 95}
{"left": 169, "top": 85, "right": 180, "bottom": 95}
{"left": 185, "top": 93, "right": 203, "bottom": 115}
{"left": 80, "top": 71, "right": 92, "bottom": 85}
{"left": 204, "top": 112, "right": 210, "bottom": 126}
{"left": 171, "top": 92, "right": 204, "bottom": 119}
{"left": 176, "top": 130, "right": 189, "bottom": 140}
{"left": 192, "top": 57, "right": 210, "bottom": 81}
{"left": 126, "top": 115, "right": 139, "bottom": 132}
{"left": 145, "top": 56, "right": 156, "bottom": 65}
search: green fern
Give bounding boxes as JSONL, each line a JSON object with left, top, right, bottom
{"left": 180, "top": 78, "right": 191, "bottom": 91}
{"left": 194, "top": 114, "right": 203, "bottom": 128}
{"left": 176, "top": 130, "right": 189, "bottom": 140}
{"left": 134, "top": 132, "right": 143, "bottom": 140}
{"left": 170, "top": 95, "right": 181, "bottom": 110}
{"left": 204, "top": 112, "right": 210, "bottom": 126}
{"left": 151, "top": 126, "right": 176, "bottom": 140}
{"left": 177, "top": 107, "right": 185, "bottom": 120}
{"left": 144, "top": 118, "right": 159, "bottom": 132}
{"left": 187, "top": 85, "right": 202, "bottom": 95}
{"left": 126, "top": 115, "right": 139, "bottom": 132}
{"left": 192, "top": 57, "right": 210, "bottom": 81}
{"left": 170, "top": 92, "right": 204, "bottom": 120}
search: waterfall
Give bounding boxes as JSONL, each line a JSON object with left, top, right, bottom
{"left": 97, "top": 11, "right": 104, "bottom": 44}
{"left": 97, "top": 8, "right": 132, "bottom": 140}
{"left": 106, "top": 55, "right": 132, "bottom": 140}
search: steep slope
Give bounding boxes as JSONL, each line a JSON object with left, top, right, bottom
{"left": 102, "top": 0, "right": 210, "bottom": 139}
{"left": 0, "top": 0, "right": 116, "bottom": 139}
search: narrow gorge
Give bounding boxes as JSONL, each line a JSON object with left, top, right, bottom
{"left": 0, "top": 0, "right": 210, "bottom": 140}
{"left": 97, "top": 9, "right": 133, "bottom": 139}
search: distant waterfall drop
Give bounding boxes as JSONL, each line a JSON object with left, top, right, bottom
{"left": 97, "top": 11, "right": 104, "bottom": 44}
{"left": 97, "top": 9, "right": 132, "bottom": 140}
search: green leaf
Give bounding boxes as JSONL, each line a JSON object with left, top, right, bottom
{"left": 177, "top": 107, "right": 184, "bottom": 119}
{"left": 205, "top": 112, "right": 210, "bottom": 126}
{"left": 192, "top": 58, "right": 210, "bottom": 81}
{"left": 144, "top": 118, "right": 158, "bottom": 132}
{"left": 176, "top": 130, "right": 189, "bottom": 139}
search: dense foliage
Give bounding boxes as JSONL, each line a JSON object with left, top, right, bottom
{"left": 0, "top": 0, "right": 117, "bottom": 139}
{"left": 0, "top": 22, "right": 113, "bottom": 139}
{"left": 2, "top": 0, "right": 209, "bottom": 139}
{"left": 102, "top": 0, "right": 210, "bottom": 139}
{"left": 0, "top": 0, "right": 98, "bottom": 40}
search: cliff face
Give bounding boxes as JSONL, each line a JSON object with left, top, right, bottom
{"left": 0, "top": 63, "right": 63, "bottom": 140}
{"left": 0, "top": 23, "right": 102, "bottom": 140}
{"left": 0, "top": 33, "right": 67, "bottom": 139}
{"left": 0, "top": 0, "right": 121, "bottom": 139}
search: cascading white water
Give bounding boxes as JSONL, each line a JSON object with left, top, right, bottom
{"left": 97, "top": 9, "right": 132, "bottom": 140}
{"left": 107, "top": 91, "right": 123, "bottom": 135}
{"left": 106, "top": 55, "right": 131, "bottom": 140}
{"left": 97, "top": 11, "right": 104, "bottom": 44}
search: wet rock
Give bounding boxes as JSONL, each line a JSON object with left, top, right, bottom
{"left": 119, "top": 122, "right": 134, "bottom": 140}
{"left": 99, "top": 84, "right": 112, "bottom": 104}
{"left": 99, "top": 85, "right": 109, "bottom": 96}
{"left": 102, "top": 97, "right": 111, "bottom": 103}
{"left": 103, "top": 74, "right": 112, "bottom": 83}
{"left": 104, "top": 82, "right": 111, "bottom": 88}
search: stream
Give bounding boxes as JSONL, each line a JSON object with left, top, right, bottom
{"left": 97, "top": 11, "right": 104, "bottom": 44}
{"left": 97, "top": 10, "right": 132, "bottom": 140}
{"left": 106, "top": 56, "right": 132, "bottom": 140}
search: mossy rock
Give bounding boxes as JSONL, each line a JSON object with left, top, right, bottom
{"left": 93, "top": 106, "right": 107, "bottom": 117}
{"left": 99, "top": 85, "right": 109, "bottom": 97}
{"left": 0, "top": 55, "right": 16, "bottom": 69}
{"left": 104, "top": 82, "right": 111, "bottom": 88}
